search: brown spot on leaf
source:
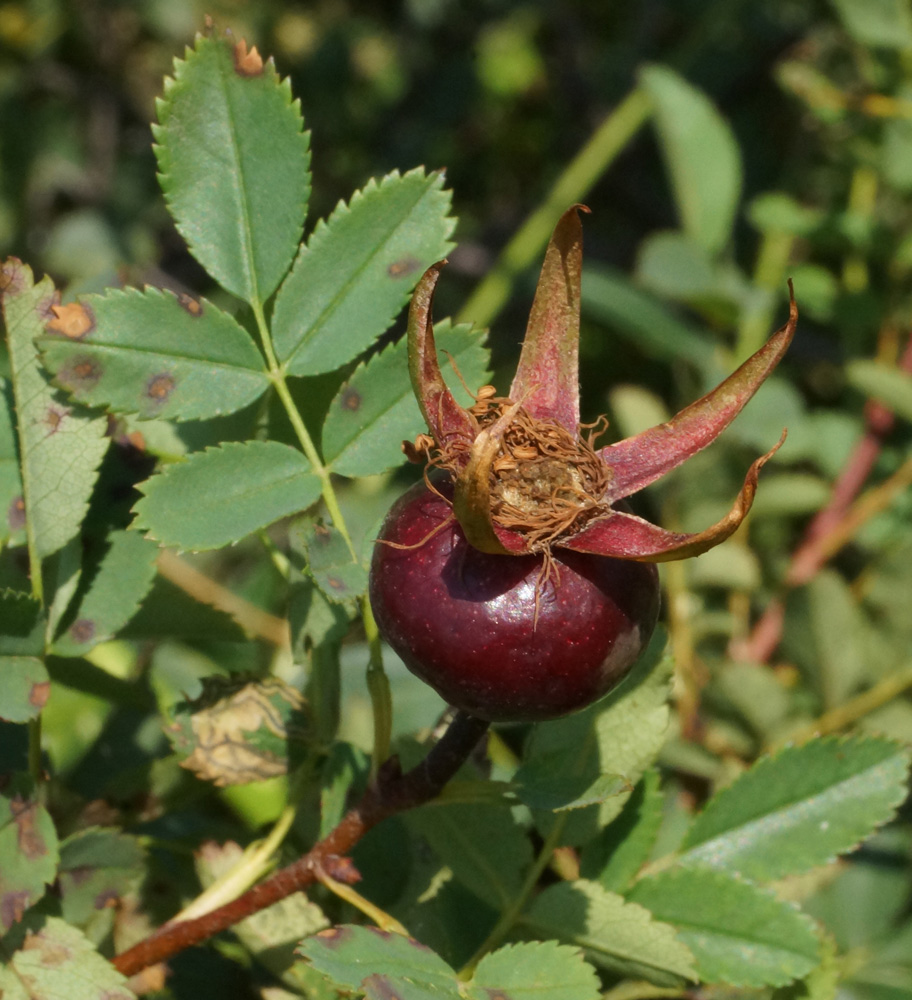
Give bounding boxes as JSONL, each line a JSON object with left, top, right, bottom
{"left": 69, "top": 619, "right": 96, "bottom": 644}
{"left": 387, "top": 256, "right": 420, "bottom": 278}
{"left": 177, "top": 292, "right": 203, "bottom": 317}
{"left": 1, "top": 890, "right": 30, "bottom": 929}
{"left": 145, "top": 372, "right": 176, "bottom": 403}
{"left": 313, "top": 523, "right": 332, "bottom": 545}
{"left": 8, "top": 496, "right": 26, "bottom": 531}
{"left": 314, "top": 926, "right": 353, "bottom": 947}
{"left": 42, "top": 405, "right": 69, "bottom": 435}
{"left": 362, "top": 975, "right": 402, "bottom": 1000}
{"left": 486, "top": 992, "right": 511, "bottom": 1000}
{"left": 29, "top": 682, "right": 50, "bottom": 710}
{"left": 46, "top": 301, "right": 96, "bottom": 339}
{"left": 234, "top": 39, "right": 264, "bottom": 76}
{"left": 23, "top": 927, "right": 71, "bottom": 966}
{"left": 10, "top": 796, "right": 47, "bottom": 859}
{"left": 0, "top": 258, "right": 25, "bottom": 296}
{"left": 340, "top": 386, "right": 361, "bottom": 411}
{"left": 127, "top": 431, "right": 147, "bottom": 451}
{"left": 59, "top": 356, "right": 103, "bottom": 393}
{"left": 94, "top": 889, "right": 120, "bottom": 910}
{"left": 327, "top": 575, "right": 347, "bottom": 592}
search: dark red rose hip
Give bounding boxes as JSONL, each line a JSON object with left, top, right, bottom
{"left": 370, "top": 481, "right": 661, "bottom": 722}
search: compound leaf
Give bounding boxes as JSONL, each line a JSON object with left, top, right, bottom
{"left": 1, "top": 259, "right": 108, "bottom": 560}
{"left": 322, "top": 319, "right": 489, "bottom": 477}
{"left": 678, "top": 735, "right": 911, "bottom": 882}
{"left": 154, "top": 32, "right": 310, "bottom": 304}
{"left": 38, "top": 287, "right": 270, "bottom": 422}
{"left": 628, "top": 868, "right": 820, "bottom": 987}
{"left": 273, "top": 168, "right": 454, "bottom": 376}
{"left": 521, "top": 879, "right": 696, "bottom": 985}
{"left": 133, "top": 440, "right": 321, "bottom": 551}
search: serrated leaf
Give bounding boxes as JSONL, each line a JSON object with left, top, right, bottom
{"left": 37, "top": 287, "right": 270, "bottom": 422}
{"left": 51, "top": 530, "right": 159, "bottom": 656}
{"left": 297, "top": 926, "right": 458, "bottom": 999}
{"left": 273, "top": 168, "right": 455, "bottom": 376}
{"left": 154, "top": 32, "right": 310, "bottom": 303}
{"left": 845, "top": 359, "right": 912, "bottom": 424}
{"left": 133, "top": 440, "right": 321, "bottom": 550}
{"left": 406, "top": 802, "right": 533, "bottom": 911}
{"left": 1, "top": 259, "right": 108, "bottom": 560}
{"left": 0, "top": 775, "right": 59, "bottom": 933}
{"left": 57, "top": 828, "right": 145, "bottom": 939}
{"left": 580, "top": 769, "right": 665, "bottom": 892}
{"left": 0, "top": 591, "right": 44, "bottom": 656}
{"left": 0, "top": 658, "right": 49, "bottom": 722}
{"left": 0, "top": 913, "right": 134, "bottom": 1000}
{"left": 289, "top": 517, "right": 368, "bottom": 603}
{"left": 640, "top": 65, "right": 742, "bottom": 254}
{"left": 322, "top": 319, "right": 490, "bottom": 477}
{"left": 628, "top": 868, "right": 820, "bottom": 987}
{"left": 467, "top": 941, "right": 601, "bottom": 1000}
{"left": 0, "top": 377, "right": 23, "bottom": 545}
{"left": 521, "top": 880, "right": 696, "bottom": 985}
{"left": 678, "top": 735, "right": 912, "bottom": 882}
{"left": 523, "top": 628, "right": 671, "bottom": 844}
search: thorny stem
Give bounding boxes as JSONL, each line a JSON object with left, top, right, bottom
{"left": 733, "top": 330, "right": 912, "bottom": 664}
{"left": 251, "top": 301, "right": 392, "bottom": 770}
{"left": 111, "top": 711, "right": 490, "bottom": 979}
{"left": 457, "top": 87, "right": 651, "bottom": 330}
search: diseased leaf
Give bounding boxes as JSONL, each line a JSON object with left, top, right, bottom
{"left": 523, "top": 628, "right": 671, "bottom": 844}
{"left": 289, "top": 517, "right": 368, "bottom": 603}
{"left": 628, "top": 868, "right": 820, "bottom": 987}
{"left": 406, "top": 802, "right": 533, "bottom": 910}
{"left": 38, "top": 287, "right": 270, "bottom": 422}
{"left": 322, "top": 319, "right": 489, "bottom": 478}
{"left": 273, "top": 168, "right": 455, "bottom": 376}
{"left": 640, "top": 65, "right": 743, "bottom": 254}
{"left": 0, "top": 913, "right": 134, "bottom": 1000}
{"left": 678, "top": 735, "right": 912, "bottom": 882}
{"left": 0, "top": 658, "right": 50, "bottom": 723}
{"left": 0, "top": 775, "right": 59, "bottom": 933}
{"left": 1, "top": 259, "right": 108, "bottom": 560}
{"left": 297, "top": 925, "right": 457, "bottom": 999}
{"left": 133, "top": 440, "right": 322, "bottom": 550}
{"left": 51, "top": 530, "right": 159, "bottom": 657}
{"left": 467, "top": 941, "right": 601, "bottom": 1000}
{"left": 521, "top": 879, "right": 697, "bottom": 985}
{"left": 0, "top": 377, "right": 23, "bottom": 545}
{"left": 154, "top": 32, "right": 310, "bottom": 303}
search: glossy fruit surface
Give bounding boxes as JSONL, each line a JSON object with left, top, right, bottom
{"left": 369, "top": 480, "right": 661, "bottom": 722}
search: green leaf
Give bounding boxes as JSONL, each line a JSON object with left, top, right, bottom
{"left": 467, "top": 941, "right": 601, "bottom": 1000}
{"left": 521, "top": 880, "right": 697, "bottom": 985}
{"left": 845, "top": 359, "right": 912, "bottom": 424}
{"left": 523, "top": 628, "right": 672, "bottom": 844}
{"left": 640, "top": 65, "right": 743, "bottom": 254}
{"left": 0, "top": 657, "right": 49, "bottom": 722}
{"left": 628, "top": 868, "right": 820, "bottom": 987}
{"left": 273, "top": 168, "right": 455, "bottom": 376}
{"left": 0, "top": 913, "right": 134, "bottom": 1000}
{"left": 322, "top": 319, "right": 489, "bottom": 477}
{"left": 405, "top": 802, "right": 533, "bottom": 910}
{"left": 57, "top": 829, "right": 145, "bottom": 941}
{"left": 51, "top": 530, "right": 159, "bottom": 656}
{"left": 580, "top": 769, "right": 665, "bottom": 892}
{"left": 38, "top": 287, "right": 270, "bottom": 422}
{"left": 289, "top": 517, "right": 368, "bottom": 603}
{"left": 297, "top": 926, "right": 458, "bottom": 999}
{"left": 0, "top": 591, "right": 44, "bottom": 656}
{"left": 0, "top": 775, "right": 59, "bottom": 933}
{"left": 581, "top": 265, "right": 718, "bottom": 373}
{"left": 678, "top": 735, "right": 911, "bottom": 882}
{"left": 133, "top": 440, "right": 322, "bottom": 550}
{"left": 0, "top": 377, "right": 23, "bottom": 545}
{"left": 154, "top": 32, "right": 310, "bottom": 303}
{"left": 829, "top": 0, "right": 912, "bottom": 49}
{"left": 1, "top": 259, "right": 108, "bottom": 560}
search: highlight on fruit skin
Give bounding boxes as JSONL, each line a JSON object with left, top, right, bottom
{"left": 369, "top": 205, "right": 797, "bottom": 723}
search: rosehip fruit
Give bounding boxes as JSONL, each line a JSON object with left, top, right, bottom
{"left": 369, "top": 480, "right": 660, "bottom": 723}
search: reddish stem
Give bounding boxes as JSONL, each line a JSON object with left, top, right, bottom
{"left": 112, "top": 711, "right": 490, "bottom": 979}
{"left": 733, "top": 333, "right": 912, "bottom": 664}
